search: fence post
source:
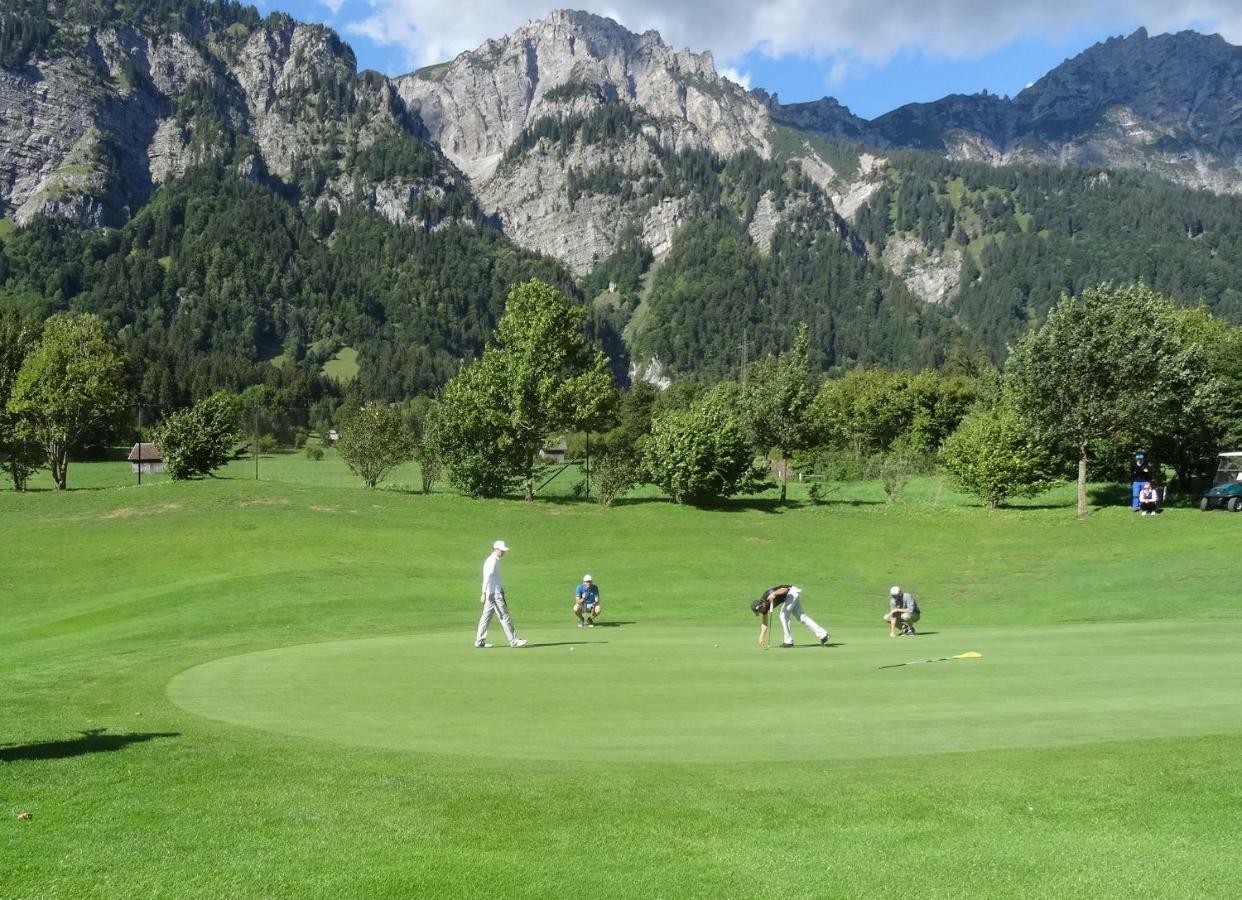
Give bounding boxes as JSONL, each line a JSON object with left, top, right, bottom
{"left": 253, "top": 407, "right": 260, "bottom": 481}
{"left": 136, "top": 404, "right": 143, "bottom": 486}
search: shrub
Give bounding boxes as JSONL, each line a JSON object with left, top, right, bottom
{"left": 151, "top": 393, "right": 243, "bottom": 480}
{"left": 338, "top": 402, "right": 415, "bottom": 489}
{"left": 305, "top": 446, "right": 324, "bottom": 461}
{"left": 593, "top": 449, "right": 639, "bottom": 507}
{"left": 643, "top": 395, "right": 768, "bottom": 504}
{"left": 939, "top": 405, "right": 1060, "bottom": 508}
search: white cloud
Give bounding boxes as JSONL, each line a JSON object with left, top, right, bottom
{"left": 719, "top": 66, "right": 752, "bottom": 89}
{"left": 320, "top": 0, "right": 347, "bottom": 15}
{"left": 345, "top": 1, "right": 1242, "bottom": 72}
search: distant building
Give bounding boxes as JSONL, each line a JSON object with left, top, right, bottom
{"left": 539, "top": 440, "right": 568, "bottom": 463}
{"left": 128, "top": 442, "right": 165, "bottom": 474}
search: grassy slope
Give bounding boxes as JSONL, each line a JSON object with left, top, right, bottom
{"left": 2, "top": 466, "right": 1240, "bottom": 898}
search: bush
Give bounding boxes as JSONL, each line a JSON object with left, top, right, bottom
{"left": 939, "top": 405, "right": 1060, "bottom": 508}
{"left": 643, "top": 395, "right": 768, "bottom": 504}
{"left": 414, "top": 441, "right": 440, "bottom": 494}
{"left": 880, "top": 452, "right": 916, "bottom": 503}
{"left": 305, "top": 446, "right": 324, "bottom": 461}
{"left": 338, "top": 402, "right": 415, "bottom": 489}
{"left": 593, "top": 449, "right": 639, "bottom": 508}
{"left": 294, "top": 429, "right": 309, "bottom": 449}
{"left": 151, "top": 394, "right": 243, "bottom": 480}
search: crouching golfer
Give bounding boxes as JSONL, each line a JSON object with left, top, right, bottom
{"left": 476, "top": 540, "right": 527, "bottom": 648}
{"left": 573, "top": 574, "right": 601, "bottom": 626}
{"left": 750, "top": 585, "right": 830, "bottom": 649}
{"left": 885, "top": 585, "right": 921, "bottom": 637}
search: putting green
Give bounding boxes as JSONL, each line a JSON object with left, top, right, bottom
{"left": 168, "top": 620, "right": 1239, "bottom": 763}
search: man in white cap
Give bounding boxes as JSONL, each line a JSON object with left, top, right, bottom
{"left": 573, "top": 574, "right": 601, "bottom": 626}
{"left": 885, "top": 585, "right": 921, "bottom": 637}
{"left": 476, "top": 540, "right": 527, "bottom": 648}
{"left": 750, "top": 585, "right": 830, "bottom": 649}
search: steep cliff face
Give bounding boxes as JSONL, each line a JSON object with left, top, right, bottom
{"left": 0, "top": 14, "right": 461, "bottom": 227}
{"left": 396, "top": 9, "right": 771, "bottom": 184}
{"left": 394, "top": 9, "right": 791, "bottom": 271}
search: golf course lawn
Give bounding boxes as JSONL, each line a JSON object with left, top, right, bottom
{"left": 2, "top": 471, "right": 1240, "bottom": 898}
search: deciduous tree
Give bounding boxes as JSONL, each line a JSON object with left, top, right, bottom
{"left": 1007, "top": 284, "right": 1217, "bottom": 517}
{"left": 7, "top": 313, "right": 128, "bottom": 490}
{"left": 431, "top": 280, "right": 616, "bottom": 500}
{"left": 337, "top": 401, "right": 415, "bottom": 489}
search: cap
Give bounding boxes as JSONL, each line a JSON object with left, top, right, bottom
{"left": 890, "top": 585, "right": 902, "bottom": 597}
{"left": 493, "top": 540, "right": 509, "bottom": 552}
{"left": 750, "top": 598, "right": 766, "bottom": 615}
{"left": 583, "top": 574, "right": 593, "bottom": 582}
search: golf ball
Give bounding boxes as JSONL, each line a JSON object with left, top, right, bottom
{"left": 570, "top": 647, "right": 575, "bottom": 651}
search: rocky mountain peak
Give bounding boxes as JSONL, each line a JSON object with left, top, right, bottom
{"left": 395, "top": 8, "right": 769, "bottom": 183}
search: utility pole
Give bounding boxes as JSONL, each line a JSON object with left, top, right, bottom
{"left": 136, "top": 403, "right": 143, "bottom": 486}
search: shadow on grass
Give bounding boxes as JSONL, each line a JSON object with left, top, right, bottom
{"left": 590, "top": 621, "right": 636, "bottom": 628}
{"left": 523, "top": 641, "right": 608, "bottom": 648}
{"left": 785, "top": 643, "right": 845, "bottom": 649}
{"left": 0, "top": 729, "right": 179, "bottom": 762}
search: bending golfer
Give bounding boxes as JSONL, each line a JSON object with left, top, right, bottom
{"left": 885, "top": 586, "right": 921, "bottom": 637}
{"left": 573, "top": 574, "right": 601, "bottom": 627}
{"left": 476, "top": 540, "right": 527, "bottom": 648}
{"left": 750, "top": 585, "right": 830, "bottom": 649}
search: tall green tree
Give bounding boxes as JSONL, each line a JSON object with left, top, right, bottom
{"left": 7, "top": 313, "right": 128, "bottom": 490}
{"left": 0, "top": 311, "right": 43, "bottom": 490}
{"left": 431, "top": 280, "right": 616, "bottom": 500}
{"left": 1007, "top": 284, "right": 1217, "bottom": 517}
{"left": 744, "top": 323, "right": 815, "bottom": 503}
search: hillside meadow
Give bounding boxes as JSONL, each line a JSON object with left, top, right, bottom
{"left": 2, "top": 458, "right": 1239, "bottom": 898}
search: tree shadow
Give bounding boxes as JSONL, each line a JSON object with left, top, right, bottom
{"left": 0, "top": 729, "right": 179, "bottom": 763}
{"left": 1088, "top": 483, "right": 1133, "bottom": 508}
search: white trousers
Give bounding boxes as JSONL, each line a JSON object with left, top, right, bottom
{"left": 780, "top": 597, "right": 828, "bottom": 645}
{"left": 476, "top": 592, "right": 520, "bottom": 646}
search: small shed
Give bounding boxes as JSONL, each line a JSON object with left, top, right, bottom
{"left": 128, "top": 442, "right": 165, "bottom": 474}
{"left": 539, "top": 440, "right": 568, "bottom": 463}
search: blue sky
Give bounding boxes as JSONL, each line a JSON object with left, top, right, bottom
{"left": 259, "top": 1, "right": 1242, "bottom": 120}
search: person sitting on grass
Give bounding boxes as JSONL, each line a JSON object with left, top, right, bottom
{"left": 750, "top": 585, "right": 830, "bottom": 649}
{"left": 574, "top": 574, "right": 601, "bottom": 627}
{"left": 1138, "top": 482, "right": 1161, "bottom": 516}
{"left": 885, "top": 586, "right": 921, "bottom": 637}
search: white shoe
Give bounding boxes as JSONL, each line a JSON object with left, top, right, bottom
{"left": 577, "top": 621, "right": 585, "bottom": 627}
{"left": 475, "top": 642, "right": 493, "bottom": 649}
{"left": 512, "top": 639, "right": 528, "bottom": 648}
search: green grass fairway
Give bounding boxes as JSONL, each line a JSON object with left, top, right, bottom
{"left": 3, "top": 473, "right": 1241, "bottom": 898}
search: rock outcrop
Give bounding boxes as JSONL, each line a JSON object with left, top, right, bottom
{"left": 0, "top": 17, "right": 457, "bottom": 227}
{"left": 396, "top": 9, "right": 772, "bottom": 184}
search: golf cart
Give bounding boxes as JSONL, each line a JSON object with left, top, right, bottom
{"left": 1200, "top": 452, "right": 1242, "bottom": 511}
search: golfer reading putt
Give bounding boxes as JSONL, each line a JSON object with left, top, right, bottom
{"left": 573, "top": 574, "right": 601, "bottom": 626}
{"left": 476, "top": 540, "right": 527, "bottom": 648}
{"left": 885, "top": 585, "right": 921, "bottom": 637}
{"left": 750, "top": 584, "right": 830, "bottom": 649}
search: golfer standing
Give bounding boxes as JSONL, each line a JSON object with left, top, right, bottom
{"left": 750, "top": 585, "right": 830, "bottom": 649}
{"left": 476, "top": 540, "right": 527, "bottom": 648}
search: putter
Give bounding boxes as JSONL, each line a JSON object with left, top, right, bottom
{"left": 879, "top": 650, "right": 982, "bottom": 670}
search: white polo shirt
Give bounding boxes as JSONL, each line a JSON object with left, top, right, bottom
{"left": 482, "top": 552, "right": 503, "bottom": 595}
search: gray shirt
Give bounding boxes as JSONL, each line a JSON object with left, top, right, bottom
{"left": 890, "top": 592, "right": 919, "bottom": 614}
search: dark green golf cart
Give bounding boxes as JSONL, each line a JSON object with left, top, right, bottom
{"left": 1201, "top": 453, "right": 1242, "bottom": 511}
